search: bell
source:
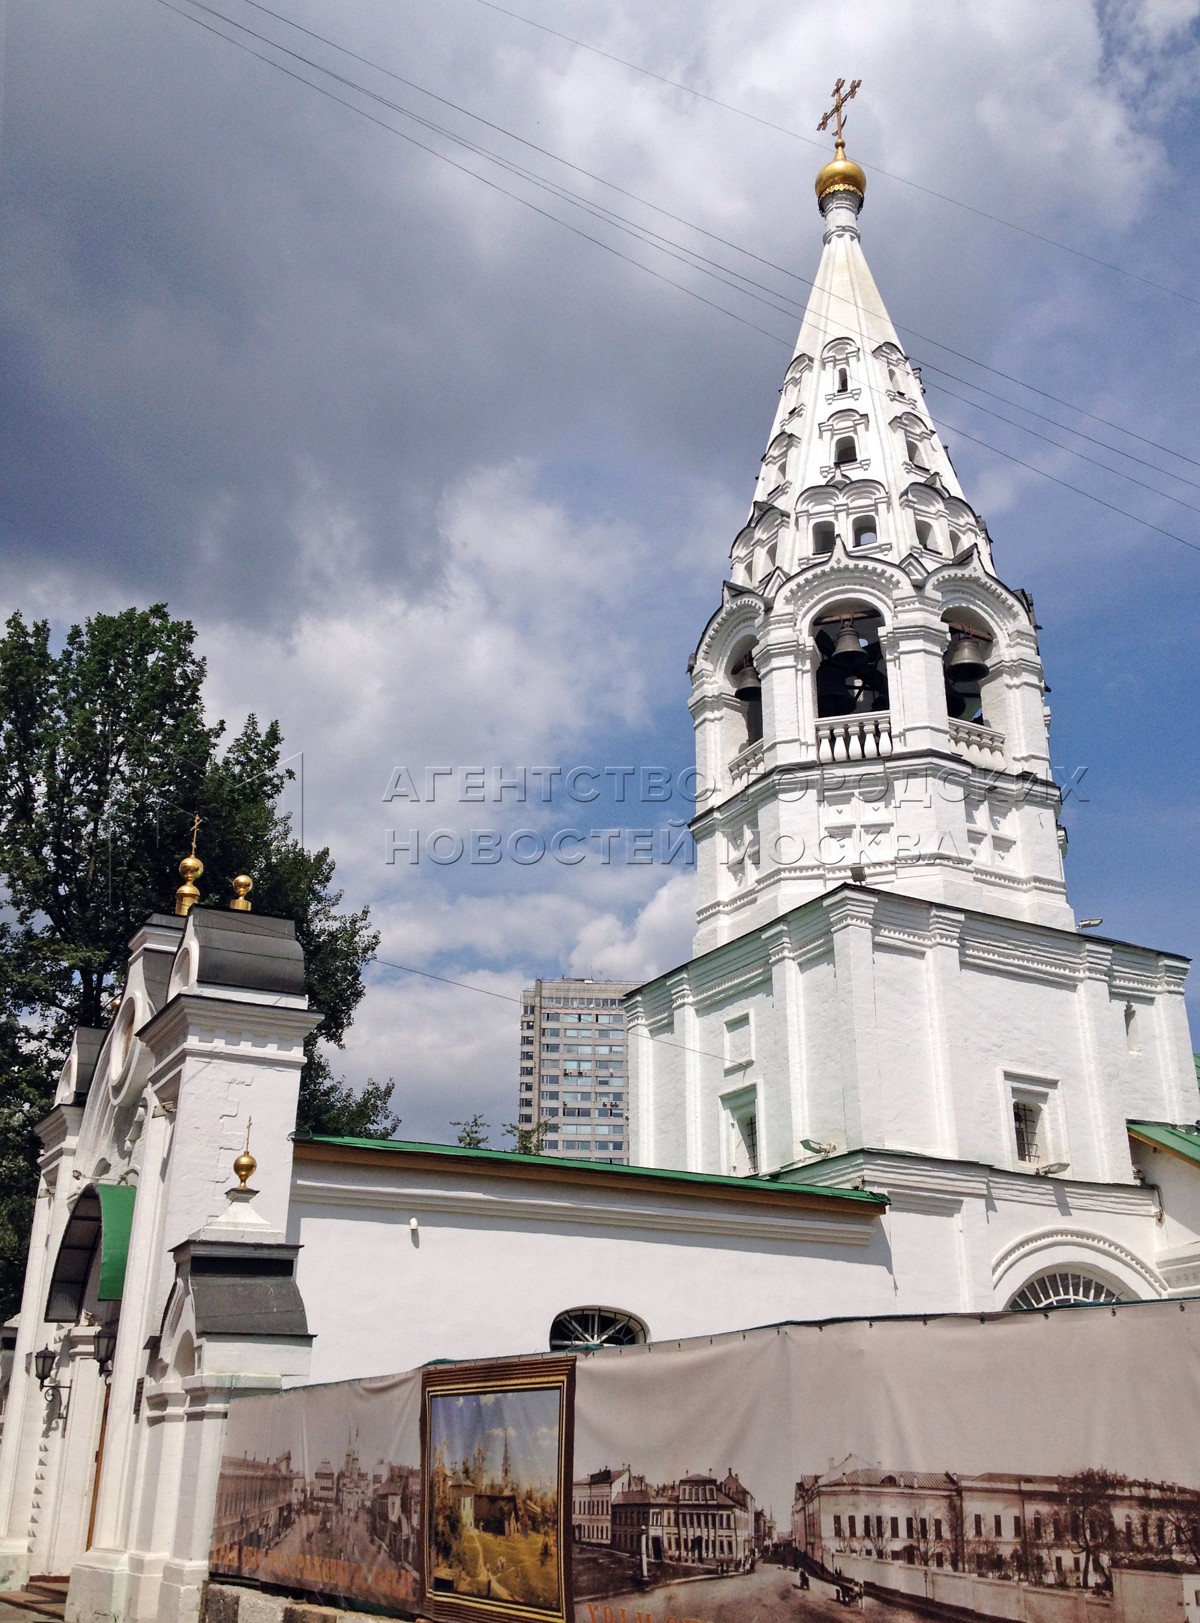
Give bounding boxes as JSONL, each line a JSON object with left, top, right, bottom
{"left": 831, "top": 622, "right": 863, "bottom": 665}
{"left": 946, "top": 634, "right": 989, "bottom": 683}
{"left": 733, "top": 664, "right": 761, "bottom": 703}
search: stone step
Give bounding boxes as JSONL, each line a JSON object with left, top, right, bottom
{"left": 0, "top": 1589, "right": 66, "bottom": 1620}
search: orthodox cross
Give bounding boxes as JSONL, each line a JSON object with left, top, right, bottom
{"left": 817, "top": 77, "right": 862, "bottom": 143}
{"left": 187, "top": 813, "right": 202, "bottom": 854}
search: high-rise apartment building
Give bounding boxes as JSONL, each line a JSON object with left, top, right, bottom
{"left": 518, "top": 977, "right": 636, "bottom": 1163}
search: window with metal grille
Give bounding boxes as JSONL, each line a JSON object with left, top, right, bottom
{"left": 1007, "top": 1272, "right": 1123, "bottom": 1311}
{"left": 548, "top": 1306, "right": 648, "bottom": 1351}
{"left": 1012, "top": 1100, "right": 1041, "bottom": 1163}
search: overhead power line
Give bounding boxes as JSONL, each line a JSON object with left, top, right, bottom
{"left": 928, "top": 419, "right": 1200, "bottom": 556}
{"left": 372, "top": 956, "right": 734, "bottom": 1068}
{"left": 465, "top": 0, "right": 1200, "bottom": 311}
{"left": 924, "top": 381, "right": 1200, "bottom": 518}
{"left": 181, "top": 0, "right": 1200, "bottom": 477}
{"left": 153, "top": 0, "right": 1199, "bottom": 557}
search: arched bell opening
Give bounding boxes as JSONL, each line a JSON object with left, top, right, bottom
{"left": 812, "top": 606, "right": 889, "bottom": 718}
{"left": 728, "top": 647, "right": 763, "bottom": 747}
{"left": 942, "top": 614, "right": 995, "bottom": 725}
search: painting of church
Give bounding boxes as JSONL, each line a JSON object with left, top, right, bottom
{"left": 0, "top": 109, "right": 1196, "bottom": 1623}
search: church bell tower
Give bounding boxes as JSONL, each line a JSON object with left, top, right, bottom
{"left": 627, "top": 88, "right": 1195, "bottom": 1204}
{"left": 689, "top": 86, "right": 1071, "bottom": 953}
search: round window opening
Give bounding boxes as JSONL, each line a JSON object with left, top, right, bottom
{"left": 1006, "top": 1271, "right": 1123, "bottom": 1311}
{"left": 549, "top": 1307, "right": 648, "bottom": 1351}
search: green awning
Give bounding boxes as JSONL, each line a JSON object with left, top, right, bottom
{"left": 1128, "top": 1120, "right": 1200, "bottom": 1169}
{"left": 96, "top": 1183, "right": 136, "bottom": 1302}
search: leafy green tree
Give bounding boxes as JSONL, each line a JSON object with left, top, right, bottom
{"left": 502, "top": 1120, "right": 551, "bottom": 1155}
{"left": 0, "top": 604, "right": 393, "bottom": 1313}
{"left": 451, "top": 1113, "right": 491, "bottom": 1148}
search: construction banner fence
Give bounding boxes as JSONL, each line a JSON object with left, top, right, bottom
{"left": 212, "top": 1297, "right": 1200, "bottom": 1623}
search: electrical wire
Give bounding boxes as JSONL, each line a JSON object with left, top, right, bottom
{"left": 917, "top": 362, "right": 1200, "bottom": 494}
{"left": 172, "top": 0, "right": 1200, "bottom": 475}
{"left": 153, "top": 0, "right": 786, "bottom": 344}
{"left": 465, "top": 0, "right": 1200, "bottom": 310}
{"left": 153, "top": 0, "right": 1199, "bottom": 555}
{"left": 924, "top": 382, "right": 1200, "bottom": 518}
{"left": 372, "top": 955, "right": 735, "bottom": 1068}
{"left": 928, "top": 418, "right": 1200, "bottom": 556}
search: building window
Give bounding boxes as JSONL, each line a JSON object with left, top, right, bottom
{"left": 890, "top": 1517, "right": 899, "bottom": 1538}
{"left": 974, "top": 1515, "right": 983, "bottom": 1537}
{"left": 994, "top": 1515, "right": 1003, "bottom": 1537}
{"left": 853, "top": 515, "right": 878, "bottom": 547}
{"left": 549, "top": 1306, "right": 648, "bottom": 1351}
{"left": 916, "top": 519, "right": 939, "bottom": 552}
{"left": 848, "top": 1516, "right": 857, "bottom": 1537}
{"left": 813, "top": 607, "right": 889, "bottom": 717}
{"left": 905, "top": 436, "right": 925, "bottom": 468}
{"left": 906, "top": 1517, "right": 914, "bottom": 1539}
{"left": 837, "top": 367, "right": 849, "bottom": 393}
{"left": 833, "top": 435, "right": 857, "bottom": 466}
{"left": 813, "top": 520, "right": 836, "bottom": 556}
{"left": 1013, "top": 1099, "right": 1041, "bottom": 1163}
{"left": 1007, "top": 1271, "right": 1123, "bottom": 1310}
{"left": 934, "top": 1519, "right": 943, "bottom": 1541}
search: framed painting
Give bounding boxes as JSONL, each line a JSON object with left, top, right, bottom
{"left": 420, "top": 1358, "right": 575, "bottom": 1623}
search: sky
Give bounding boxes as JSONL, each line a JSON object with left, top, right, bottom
{"left": 1, "top": 0, "right": 1199, "bottom": 1145}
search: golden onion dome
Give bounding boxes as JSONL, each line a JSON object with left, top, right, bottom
{"left": 815, "top": 138, "right": 867, "bottom": 205}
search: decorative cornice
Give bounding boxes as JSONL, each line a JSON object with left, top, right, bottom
{"left": 990, "top": 1225, "right": 1165, "bottom": 1298}
{"left": 139, "top": 993, "right": 319, "bottom": 1068}
{"left": 290, "top": 1144, "right": 884, "bottom": 1225}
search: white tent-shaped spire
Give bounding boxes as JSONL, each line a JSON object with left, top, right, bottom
{"left": 733, "top": 136, "right": 993, "bottom": 584}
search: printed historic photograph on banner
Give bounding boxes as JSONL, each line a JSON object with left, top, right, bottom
{"left": 210, "top": 1372, "right": 422, "bottom": 1614}
{"left": 569, "top": 1309, "right": 1200, "bottom": 1623}
{"left": 422, "top": 1359, "right": 575, "bottom": 1623}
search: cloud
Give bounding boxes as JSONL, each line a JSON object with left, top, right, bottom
{"left": 2, "top": 0, "right": 1198, "bottom": 1123}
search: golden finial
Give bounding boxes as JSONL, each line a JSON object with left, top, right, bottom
{"left": 174, "top": 816, "right": 204, "bottom": 916}
{"left": 815, "top": 78, "right": 866, "bottom": 206}
{"left": 233, "top": 1118, "right": 257, "bottom": 1190}
{"left": 229, "top": 874, "right": 254, "bottom": 912}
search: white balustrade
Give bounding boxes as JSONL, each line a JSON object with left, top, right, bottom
{"left": 816, "top": 712, "right": 893, "bottom": 764}
{"left": 949, "top": 718, "right": 1006, "bottom": 769}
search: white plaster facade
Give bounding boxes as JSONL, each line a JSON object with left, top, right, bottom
{"left": 628, "top": 146, "right": 1200, "bottom": 1322}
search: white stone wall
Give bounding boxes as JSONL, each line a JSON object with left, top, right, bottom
{"left": 285, "top": 1148, "right": 889, "bottom": 1384}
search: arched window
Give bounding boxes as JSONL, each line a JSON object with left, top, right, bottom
{"left": 549, "top": 1307, "right": 648, "bottom": 1350}
{"left": 905, "top": 437, "right": 925, "bottom": 468}
{"left": 730, "top": 652, "right": 762, "bottom": 747}
{"left": 837, "top": 367, "right": 849, "bottom": 393}
{"left": 943, "top": 622, "right": 993, "bottom": 725}
{"left": 948, "top": 528, "right": 962, "bottom": 554}
{"left": 812, "top": 520, "right": 836, "bottom": 556}
{"left": 813, "top": 607, "right": 889, "bottom": 717}
{"left": 915, "top": 519, "right": 939, "bottom": 552}
{"left": 833, "top": 435, "right": 857, "bottom": 466}
{"left": 852, "top": 515, "right": 878, "bottom": 548}
{"left": 1006, "top": 1273, "right": 1123, "bottom": 1311}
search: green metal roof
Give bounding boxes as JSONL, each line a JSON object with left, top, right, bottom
{"left": 1128, "top": 1120, "right": 1200, "bottom": 1169}
{"left": 96, "top": 1183, "right": 136, "bottom": 1301}
{"left": 295, "top": 1133, "right": 887, "bottom": 1207}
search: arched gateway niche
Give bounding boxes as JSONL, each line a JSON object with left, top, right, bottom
{"left": 812, "top": 605, "right": 889, "bottom": 718}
